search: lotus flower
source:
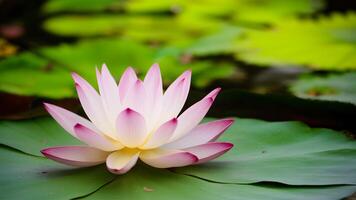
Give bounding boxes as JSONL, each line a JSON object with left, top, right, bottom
{"left": 41, "top": 64, "right": 234, "bottom": 174}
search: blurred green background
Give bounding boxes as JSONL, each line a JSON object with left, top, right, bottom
{"left": 0, "top": 0, "right": 355, "bottom": 131}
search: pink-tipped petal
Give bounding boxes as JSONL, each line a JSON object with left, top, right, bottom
{"left": 97, "top": 64, "right": 121, "bottom": 125}
{"left": 164, "top": 118, "right": 234, "bottom": 149}
{"left": 106, "top": 150, "right": 139, "bottom": 174}
{"left": 118, "top": 67, "right": 138, "bottom": 102}
{"left": 205, "top": 88, "right": 221, "bottom": 101}
{"left": 74, "top": 124, "right": 123, "bottom": 151}
{"left": 41, "top": 146, "right": 109, "bottom": 167}
{"left": 140, "top": 149, "right": 198, "bottom": 168}
{"left": 143, "top": 64, "right": 163, "bottom": 128}
{"left": 116, "top": 108, "right": 147, "bottom": 148}
{"left": 184, "top": 142, "right": 234, "bottom": 164}
{"left": 141, "top": 118, "right": 178, "bottom": 149}
{"left": 123, "top": 79, "right": 147, "bottom": 116}
{"left": 170, "top": 92, "right": 217, "bottom": 141}
{"left": 160, "top": 70, "right": 191, "bottom": 123}
{"left": 43, "top": 103, "right": 98, "bottom": 139}
{"left": 75, "top": 84, "right": 115, "bottom": 138}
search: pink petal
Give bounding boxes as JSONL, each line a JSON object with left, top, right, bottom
{"left": 164, "top": 118, "right": 234, "bottom": 149}
{"left": 141, "top": 118, "right": 177, "bottom": 149}
{"left": 106, "top": 149, "right": 139, "bottom": 174}
{"left": 41, "top": 146, "right": 109, "bottom": 167}
{"left": 140, "top": 149, "right": 198, "bottom": 168}
{"left": 159, "top": 70, "right": 191, "bottom": 124}
{"left": 96, "top": 64, "right": 121, "bottom": 125}
{"left": 170, "top": 88, "right": 220, "bottom": 141}
{"left": 74, "top": 124, "right": 123, "bottom": 151}
{"left": 43, "top": 103, "right": 98, "bottom": 138}
{"left": 118, "top": 67, "right": 138, "bottom": 102}
{"left": 184, "top": 142, "right": 233, "bottom": 164}
{"left": 75, "top": 84, "right": 115, "bottom": 138}
{"left": 205, "top": 88, "right": 221, "bottom": 100}
{"left": 143, "top": 63, "right": 163, "bottom": 128}
{"left": 123, "top": 79, "right": 147, "bottom": 116}
{"left": 116, "top": 108, "right": 147, "bottom": 148}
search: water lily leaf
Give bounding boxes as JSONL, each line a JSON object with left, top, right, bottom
{"left": 176, "top": 118, "right": 356, "bottom": 185}
{"left": 84, "top": 164, "right": 355, "bottom": 200}
{"left": 43, "top": 14, "right": 218, "bottom": 44}
{"left": 43, "top": 0, "right": 121, "bottom": 13}
{"left": 0, "top": 39, "right": 235, "bottom": 98}
{"left": 185, "top": 26, "right": 243, "bottom": 56}
{"left": 0, "top": 146, "right": 115, "bottom": 200}
{"left": 232, "top": 0, "right": 324, "bottom": 24}
{"left": 235, "top": 13, "right": 356, "bottom": 70}
{"left": 1, "top": 117, "right": 355, "bottom": 186}
{"left": 0, "top": 53, "right": 74, "bottom": 98}
{"left": 289, "top": 72, "right": 356, "bottom": 105}
{"left": 39, "top": 38, "right": 155, "bottom": 84}
{"left": 0, "top": 117, "right": 81, "bottom": 156}
{"left": 0, "top": 146, "right": 354, "bottom": 200}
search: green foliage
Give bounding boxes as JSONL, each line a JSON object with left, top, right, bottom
{"left": 0, "top": 53, "right": 74, "bottom": 98}
{"left": 0, "top": 39, "right": 235, "bottom": 98}
{"left": 0, "top": 117, "right": 355, "bottom": 199}
{"left": 290, "top": 72, "right": 356, "bottom": 104}
{"left": 236, "top": 13, "right": 356, "bottom": 70}
{"left": 43, "top": 0, "right": 121, "bottom": 13}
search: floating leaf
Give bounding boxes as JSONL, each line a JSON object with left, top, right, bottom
{"left": 289, "top": 72, "right": 356, "bottom": 104}
{"left": 43, "top": 0, "right": 121, "bottom": 13}
{"left": 235, "top": 13, "right": 356, "bottom": 70}
{"left": 1, "top": 117, "right": 355, "bottom": 187}
{"left": 0, "top": 117, "right": 356, "bottom": 199}
{"left": 0, "top": 146, "right": 354, "bottom": 200}
{"left": 232, "top": 0, "right": 324, "bottom": 24}
{"left": 185, "top": 26, "right": 243, "bottom": 56}
{"left": 43, "top": 14, "right": 219, "bottom": 44}
{"left": 0, "top": 39, "right": 235, "bottom": 98}
{"left": 0, "top": 53, "right": 74, "bottom": 98}
{"left": 0, "top": 147, "right": 115, "bottom": 200}
{"left": 175, "top": 118, "right": 356, "bottom": 185}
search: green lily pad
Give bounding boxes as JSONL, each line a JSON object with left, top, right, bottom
{"left": 43, "top": 14, "right": 219, "bottom": 44}
{"left": 0, "top": 146, "right": 354, "bottom": 200}
{"left": 1, "top": 117, "right": 355, "bottom": 186}
{"left": 43, "top": 0, "right": 323, "bottom": 25}
{"left": 0, "top": 38, "right": 235, "bottom": 98}
{"left": 0, "top": 53, "right": 74, "bottom": 98}
{"left": 185, "top": 26, "right": 243, "bottom": 56}
{"left": 0, "top": 146, "right": 115, "bottom": 200}
{"left": 176, "top": 118, "right": 356, "bottom": 185}
{"left": 289, "top": 72, "right": 356, "bottom": 105}
{"left": 232, "top": 0, "right": 324, "bottom": 24}
{"left": 84, "top": 164, "right": 355, "bottom": 200}
{"left": 235, "top": 13, "right": 356, "bottom": 70}
{"left": 43, "top": 0, "right": 121, "bottom": 13}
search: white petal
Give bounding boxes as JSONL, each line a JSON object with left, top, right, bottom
{"left": 106, "top": 149, "right": 139, "bottom": 174}
{"left": 41, "top": 146, "right": 109, "bottom": 167}
{"left": 164, "top": 118, "right": 234, "bottom": 149}
{"left": 170, "top": 88, "right": 220, "bottom": 141}
{"left": 140, "top": 149, "right": 197, "bottom": 168}
{"left": 43, "top": 103, "right": 98, "bottom": 139}
{"left": 118, "top": 67, "right": 138, "bottom": 102}
{"left": 123, "top": 79, "right": 147, "bottom": 116}
{"left": 73, "top": 74, "right": 115, "bottom": 138}
{"left": 116, "top": 108, "right": 147, "bottom": 148}
{"left": 74, "top": 124, "right": 123, "bottom": 151}
{"left": 143, "top": 63, "right": 163, "bottom": 129}
{"left": 159, "top": 70, "right": 191, "bottom": 124}
{"left": 96, "top": 64, "right": 121, "bottom": 126}
{"left": 184, "top": 142, "right": 233, "bottom": 164}
{"left": 141, "top": 118, "right": 177, "bottom": 149}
